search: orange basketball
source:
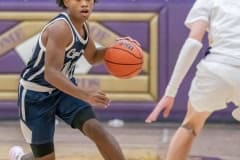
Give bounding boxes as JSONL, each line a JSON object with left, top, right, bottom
{"left": 104, "top": 38, "right": 144, "bottom": 79}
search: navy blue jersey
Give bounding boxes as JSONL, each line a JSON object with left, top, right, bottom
{"left": 21, "top": 12, "right": 89, "bottom": 88}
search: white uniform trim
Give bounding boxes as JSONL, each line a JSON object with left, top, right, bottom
{"left": 38, "top": 17, "right": 75, "bottom": 51}
{"left": 22, "top": 68, "right": 30, "bottom": 78}
{"left": 21, "top": 89, "right": 27, "bottom": 121}
{"left": 33, "top": 49, "right": 44, "bottom": 68}
{"left": 62, "top": 12, "right": 89, "bottom": 45}
{"left": 27, "top": 66, "right": 45, "bottom": 81}
{"left": 20, "top": 79, "right": 55, "bottom": 92}
{"left": 20, "top": 120, "right": 32, "bottom": 144}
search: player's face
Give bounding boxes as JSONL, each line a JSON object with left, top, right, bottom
{"left": 64, "top": 0, "right": 95, "bottom": 21}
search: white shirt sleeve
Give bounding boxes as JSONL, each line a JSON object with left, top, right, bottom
{"left": 185, "top": 0, "right": 212, "bottom": 28}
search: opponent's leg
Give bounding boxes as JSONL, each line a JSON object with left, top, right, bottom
{"left": 166, "top": 101, "right": 211, "bottom": 160}
{"left": 82, "top": 119, "right": 125, "bottom": 160}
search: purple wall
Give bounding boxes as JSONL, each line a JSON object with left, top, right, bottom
{"left": 0, "top": 0, "right": 236, "bottom": 122}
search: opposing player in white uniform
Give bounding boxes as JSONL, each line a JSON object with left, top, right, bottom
{"left": 146, "top": 0, "right": 240, "bottom": 159}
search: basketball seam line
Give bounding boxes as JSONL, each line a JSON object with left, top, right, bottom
{"left": 116, "top": 66, "right": 143, "bottom": 77}
{"left": 104, "top": 59, "right": 143, "bottom": 65}
{"left": 109, "top": 46, "right": 143, "bottom": 60}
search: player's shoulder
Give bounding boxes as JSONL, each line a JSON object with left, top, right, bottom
{"left": 48, "top": 20, "right": 70, "bottom": 33}
{"left": 191, "top": 0, "right": 215, "bottom": 10}
{"left": 44, "top": 20, "right": 72, "bottom": 38}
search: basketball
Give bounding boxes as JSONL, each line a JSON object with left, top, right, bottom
{"left": 104, "top": 37, "right": 144, "bottom": 79}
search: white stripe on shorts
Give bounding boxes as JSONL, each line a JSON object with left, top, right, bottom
{"left": 20, "top": 79, "right": 55, "bottom": 92}
{"left": 20, "top": 120, "right": 32, "bottom": 143}
{"left": 21, "top": 88, "right": 27, "bottom": 121}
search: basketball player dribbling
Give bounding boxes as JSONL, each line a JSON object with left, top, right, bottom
{"left": 9, "top": 0, "right": 126, "bottom": 160}
{"left": 146, "top": 0, "right": 240, "bottom": 159}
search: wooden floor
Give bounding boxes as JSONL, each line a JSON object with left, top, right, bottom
{"left": 0, "top": 120, "right": 239, "bottom": 160}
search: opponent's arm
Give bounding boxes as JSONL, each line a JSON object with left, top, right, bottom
{"left": 146, "top": 20, "right": 208, "bottom": 123}
{"left": 165, "top": 20, "right": 207, "bottom": 97}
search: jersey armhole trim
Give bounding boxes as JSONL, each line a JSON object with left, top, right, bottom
{"left": 38, "top": 18, "right": 75, "bottom": 51}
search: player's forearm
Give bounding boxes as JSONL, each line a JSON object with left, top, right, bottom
{"left": 164, "top": 38, "right": 203, "bottom": 97}
{"left": 44, "top": 69, "right": 88, "bottom": 100}
{"left": 165, "top": 21, "right": 207, "bottom": 97}
{"left": 92, "top": 47, "right": 107, "bottom": 65}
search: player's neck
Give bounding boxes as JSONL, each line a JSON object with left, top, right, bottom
{"left": 66, "top": 11, "right": 85, "bottom": 32}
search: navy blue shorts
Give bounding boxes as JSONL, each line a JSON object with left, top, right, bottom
{"left": 18, "top": 83, "right": 95, "bottom": 145}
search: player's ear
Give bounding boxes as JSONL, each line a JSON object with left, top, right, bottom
{"left": 63, "top": 0, "right": 70, "bottom": 8}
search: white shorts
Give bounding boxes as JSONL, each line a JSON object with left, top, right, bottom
{"left": 189, "top": 60, "right": 240, "bottom": 112}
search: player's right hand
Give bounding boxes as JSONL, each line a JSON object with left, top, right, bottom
{"left": 116, "top": 36, "right": 141, "bottom": 47}
{"left": 85, "top": 90, "right": 110, "bottom": 109}
{"left": 145, "top": 96, "right": 175, "bottom": 123}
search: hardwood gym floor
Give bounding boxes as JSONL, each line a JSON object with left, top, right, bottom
{"left": 0, "top": 121, "right": 239, "bottom": 160}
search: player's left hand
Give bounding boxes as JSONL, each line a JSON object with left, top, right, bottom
{"left": 145, "top": 96, "right": 175, "bottom": 123}
{"left": 85, "top": 90, "right": 111, "bottom": 109}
